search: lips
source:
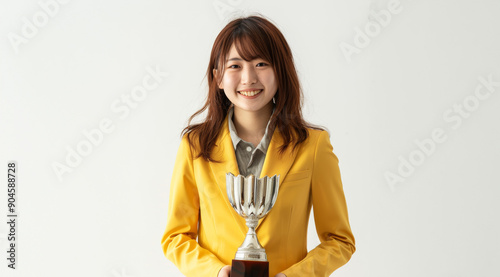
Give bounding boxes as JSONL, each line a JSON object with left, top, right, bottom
{"left": 238, "top": 89, "right": 262, "bottom": 96}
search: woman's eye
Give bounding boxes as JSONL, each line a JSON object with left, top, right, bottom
{"left": 228, "top": 64, "right": 240, "bottom": 69}
{"left": 256, "top": 62, "right": 268, "bottom": 67}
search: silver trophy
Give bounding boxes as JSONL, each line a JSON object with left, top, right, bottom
{"left": 226, "top": 173, "right": 280, "bottom": 262}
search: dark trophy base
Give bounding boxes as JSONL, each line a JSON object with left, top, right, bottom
{"left": 231, "top": 259, "right": 269, "bottom": 277}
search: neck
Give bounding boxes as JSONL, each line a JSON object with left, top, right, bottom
{"left": 232, "top": 103, "right": 273, "bottom": 143}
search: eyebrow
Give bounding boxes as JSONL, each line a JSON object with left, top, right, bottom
{"left": 227, "top": 57, "right": 244, "bottom": 62}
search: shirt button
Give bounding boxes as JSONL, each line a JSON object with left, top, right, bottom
{"left": 246, "top": 146, "right": 252, "bottom": 152}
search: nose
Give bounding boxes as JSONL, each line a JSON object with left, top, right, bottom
{"left": 241, "top": 66, "right": 257, "bottom": 85}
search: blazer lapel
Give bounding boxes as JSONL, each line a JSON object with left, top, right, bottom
{"left": 256, "top": 128, "right": 298, "bottom": 230}
{"left": 209, "top": 115, "right": 247, "bottom": 236}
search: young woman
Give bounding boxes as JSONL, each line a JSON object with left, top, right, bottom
{"left": 161, "top": 15, "right": 356, "bottom": 277}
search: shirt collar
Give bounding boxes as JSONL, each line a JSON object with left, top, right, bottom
{"left": 228, "top": 105, "right": 275, "bottom": 153}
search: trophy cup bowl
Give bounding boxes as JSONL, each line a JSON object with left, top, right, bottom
{"left": 226, "top": 172, "right": 280, "bottom": 277}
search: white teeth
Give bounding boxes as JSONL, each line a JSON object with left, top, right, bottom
{"left": 238, "top": 90, "right": 262, "bottom": 96}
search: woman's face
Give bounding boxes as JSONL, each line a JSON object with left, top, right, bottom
{"left": 216, "top": 44, "right": 278, "bottom": 113}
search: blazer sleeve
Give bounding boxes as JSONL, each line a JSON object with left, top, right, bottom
{"left": 282, "top": 130, "right": 356, "bottom": 277}
{"left": 160, "top": 135, "right": 226, "bottom": 277}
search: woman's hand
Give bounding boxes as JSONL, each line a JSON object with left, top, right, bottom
{"left": 275, "top": 273, "right": 287, "bottom": 277}
{"left": 218, "top": 265, "right": 231, "bottom": 277}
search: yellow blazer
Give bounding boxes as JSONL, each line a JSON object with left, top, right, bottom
{"left": 161, "top": 115, "right": 355, "bottom": 277}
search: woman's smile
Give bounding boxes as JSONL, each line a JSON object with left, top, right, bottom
{"left": 238, "top": 89, "right": 263, "bottom": 97}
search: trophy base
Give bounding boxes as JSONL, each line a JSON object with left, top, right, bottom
{"left": 231, "top": 259, "right": 269, "bottom": 277}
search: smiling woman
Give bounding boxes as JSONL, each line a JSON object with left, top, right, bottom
{"left": 161, "top": 14, "right": 356, "bottom": 277}
{"left": 182, "top": 14, "right": 315, "bottom": 160}
{"left": 214, "top": 43, "right": 278, "bottom": 145}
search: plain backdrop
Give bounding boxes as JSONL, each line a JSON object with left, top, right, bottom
{"left": 1, "top": 0, "right": 499, "bottom": 276}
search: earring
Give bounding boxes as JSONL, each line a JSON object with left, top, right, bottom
{"left": 272, "top": 97, "right": 276, "bottom": 104}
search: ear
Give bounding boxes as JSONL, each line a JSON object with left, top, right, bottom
{"left": 213, "top": 68, "right": 223, "bottom": 89}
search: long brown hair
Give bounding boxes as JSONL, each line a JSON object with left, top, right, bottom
{"left": 182, "top": 14, "right": 324, "bottom": 162}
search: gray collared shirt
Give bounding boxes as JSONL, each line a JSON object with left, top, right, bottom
{"left": 228, "top": 105, "right": 275, "bottom": 178}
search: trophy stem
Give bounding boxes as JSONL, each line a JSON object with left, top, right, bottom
{"left": 234, "top": 217, "right": 267, "bottom": 261}
{"left": 244, "top": 217, "right": 261, "bottom": 247}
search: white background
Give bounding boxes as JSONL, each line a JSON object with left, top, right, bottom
{"left": 1, "top": 0, "right": 499, "bottom": 276}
